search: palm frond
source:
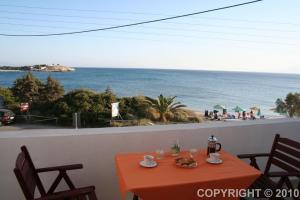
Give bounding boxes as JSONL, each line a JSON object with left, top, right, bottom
{"left": 170, "top": 101, "right": 182, "bottom": 107}
{"left": 170, "top": 104, "right": 186, "bottom": 112}
{"left": 144, "top": 96, "right": 156, "bottom": 105}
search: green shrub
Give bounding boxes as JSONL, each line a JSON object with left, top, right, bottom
{"left": 119, "top": 96, "right": 151, "bottom": 119}
{"left": 0, "top": 87, "right": 19, "bottom": 111}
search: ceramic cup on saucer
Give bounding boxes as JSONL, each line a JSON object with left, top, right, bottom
{"left": 144, "top": 155, "right": 155, "bottom": 164}
{"left": 209, "top": 153, "right": 220, "bottom": 162}
{"left": 140, "top": 155, "right": 157, "bottom": 168}
{"left": 207, "top": 153, "right": 222, "bottom": 164}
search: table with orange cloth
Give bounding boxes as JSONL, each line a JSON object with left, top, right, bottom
{"left": 115, "top": 150, "right": 261, "bottom": 200}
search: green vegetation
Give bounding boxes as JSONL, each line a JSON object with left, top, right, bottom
{"left": 40, "top": 76, "right": 64, "bottom": 103}
{"left": 0, "top": 87, "right": 19, "bottom": 110}
{"left": 110, "top": 119, "right": 152, "bottom": 127}
{"left": 9, "top": 72, "right": 65, "bottom": 115}
{"left": 51, "top": 89, "right": 114, "bottom": 127}
{"left": 12, "top": 72, "right": 43, "bottom": 103}
{"left": 0, "top": 72, "right": 203, "bottom": 127}
{"left": 146, "top": 94, "right": 186, "bottom": 122}
{"left": 275, "top": 93, "right": 300, "bottom": 117}
{"left": 119, "top": 96, "right": 152, "bottom": 120}
{"left": 171, "top": 142, "right": 181, "bottom": 155}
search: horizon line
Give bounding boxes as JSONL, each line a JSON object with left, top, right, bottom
{"left": 1, "top": 64, "right": 299, "bottom": 75}
{"left": 73, "top": 66, "right": 300, "bottom": 76}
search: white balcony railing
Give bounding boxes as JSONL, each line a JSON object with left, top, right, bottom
{"left": 1, "top": 118, "right": 300, "bottom": 199}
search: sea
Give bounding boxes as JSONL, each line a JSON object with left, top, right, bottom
{"left": 0, "top": 68, "right": 299, "bottom": 116}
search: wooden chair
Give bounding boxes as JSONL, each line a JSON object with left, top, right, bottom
{"left": 238, "top": 134, "right": 300, "bottom": 199}
{"left": 14, "top": 145, "right": 98, "bottom": 200}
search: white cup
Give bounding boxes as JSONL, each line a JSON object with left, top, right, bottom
{"left": 209, "top": 153, "right": 220, "bottom": 161}
{"left": 144, "top": 155, "right": 154, "bottom": 164}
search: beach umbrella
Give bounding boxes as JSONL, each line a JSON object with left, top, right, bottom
{"left": 213, "top": 104, "right": 226, "bottom": 110}
{"left": 232, "top": 106, "right": 245, "bottom": 112}
{"left": 257, "top": 109, "right": 261, "bottom": 116}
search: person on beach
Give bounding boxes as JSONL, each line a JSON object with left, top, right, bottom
{"left": 242, "top": 111, "right": 246, "bottom": 120}
{"left": 209, "top": 111, "right": 214, "bottom": 119}
{"left": 222, "top": 109, "right": 227, "bottom": 117}
{"left": 214, "top": 112, "right": 218, "bottom": 120}
{"left": 204, "top": 110, "right": 209, "bottom": 118}
{"left": 250, "top": 110, "right": 256, "bottom": 120}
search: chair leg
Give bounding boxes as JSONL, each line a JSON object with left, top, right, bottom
{"left": 133, "top": 194, "right": 139, "bottom": 200}
{"left": 78, "top": 194, "right": 86, "bottom": 200}
{"left": 88, "top": 191, "right": 98, "bottom": 200}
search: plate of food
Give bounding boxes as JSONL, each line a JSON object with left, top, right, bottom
{"left": 175, "top": 157, "right": 197, "bottom": 168}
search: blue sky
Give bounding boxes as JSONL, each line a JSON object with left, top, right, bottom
{"left": 0, "top": 0, "right": 300, "bottom": 73}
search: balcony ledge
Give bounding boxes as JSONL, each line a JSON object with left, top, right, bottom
{"left": 0, "top": 118, "right": 299, "bottom": 138}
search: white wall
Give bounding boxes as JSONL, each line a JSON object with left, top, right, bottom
{"left": 1, "top": 119, "right": 300, "bottom": 200}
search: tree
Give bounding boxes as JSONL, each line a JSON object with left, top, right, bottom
{"left": 53, "top": 89, "right": 113, "bottom": 127}
{"left": 99, "top": 87, "right": 116, "bottom": 113}
{"left": 119, "top": 96, "right": 151, "bottom": 119}
{"left": 146, "top": 94, "right": 186, "bottom": 122}
{"left": 0, "top": 87, "right": 19, "bottom": 109}
{"left": 285, "top": 93, "right": 300, "bottom": 117}
{"left": 275, "top": 93, "right": 300, "bottom": 117}
{"left": 275, "top": 98, "right": 287, "bottom": 114}
{"left": 40, "top": 75, "right": 64, "bottom": 103}
{"left": 12, "top": 72, "right": 42, "bottom": 104}
{"left": 63, "top": 89, "right": 96, "bottom": 112}
{"left": 105, "top": 86, "right": 113, "bottom": 94}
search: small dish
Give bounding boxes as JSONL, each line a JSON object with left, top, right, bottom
{"left": 140, "top": 160, "right": 158, "bottom": 168}
{"left": 206, "top": 158, "right": 223, "bottom": 164}
{"left": 175, "top": 157, "right": 198, "bottom": 168}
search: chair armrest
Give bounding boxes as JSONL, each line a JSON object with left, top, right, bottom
{"left": 36, "top": 164, "right": 83, "bottom": 173}
{"left": 237, "top": 153, "right": 270, "bottom": 170}
{"left": 237, "top": 153, "right": 270, "bottom": 159}
{"left": 36, "top": 186, "right": 95, "bottom": 200}
{"left": 267, "top": 171, "right": 300, "bottom": 177}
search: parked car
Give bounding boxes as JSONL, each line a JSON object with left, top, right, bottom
{"left": 0, "top": 109, "right": 15, "bottom": 125}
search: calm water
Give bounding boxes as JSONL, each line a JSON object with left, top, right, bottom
{"left": 0, "top": 68, "right": 299, "bottom": 115}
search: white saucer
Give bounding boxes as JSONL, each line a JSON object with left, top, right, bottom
{"left": 140, "top": 160, "right": 158, "bottom": 168}
{"left": 206, "top": 158, "right": 223, "bottom": 164}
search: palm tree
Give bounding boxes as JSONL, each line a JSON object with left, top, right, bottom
{"left": 275, "top": 98, "right": 287, "bottom": 115}
{"left": 146, "top": 94, "right": 186, "bottom": 122}
{"left": 275, "top": 93, "right": 300, "bottom": 117}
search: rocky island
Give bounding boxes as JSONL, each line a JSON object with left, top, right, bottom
{"left": 0, "top": 64, "right": 75, "bottom": 72}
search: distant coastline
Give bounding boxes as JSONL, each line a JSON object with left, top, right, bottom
{"left": 0, "top": 64, "right": 75, "bottom": 72}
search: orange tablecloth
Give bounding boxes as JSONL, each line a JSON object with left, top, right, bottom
{"left": 115, "top": 150, "right": 261, "bottom": 200}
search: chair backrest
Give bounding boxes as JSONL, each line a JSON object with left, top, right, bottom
{"left": 264, "top": 134, "right": 300, "bottom": 174}
{"left": 14, "top": 146, "right": 46, "bottom": 200}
